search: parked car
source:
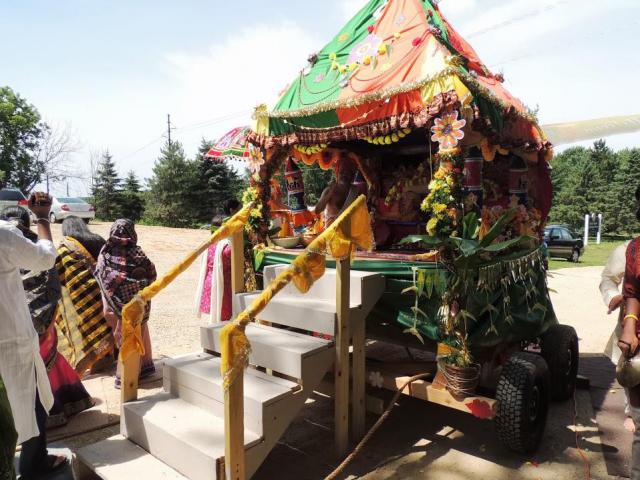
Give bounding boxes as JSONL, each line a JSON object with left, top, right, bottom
{"left": 0, "top": 187, "right": 29, "bottom": 211}
{"left": 50, "top": 197, "right": 95, "bottom": 223}
{"left": 544, "top": 225, "right": 584, "bottom": 262}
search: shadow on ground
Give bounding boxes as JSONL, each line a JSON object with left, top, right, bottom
{"left": 254, "top": 385, "right": 604, "bottom": 480}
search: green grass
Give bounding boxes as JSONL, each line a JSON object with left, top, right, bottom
{"left": 548, "top": 240, "right": 625, "bottom": 270}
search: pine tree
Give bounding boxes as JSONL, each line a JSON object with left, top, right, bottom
{"left": 120, "top": 171, "right": 144, "bottom": 221}
{"left": 92, "top": 151, "right": 122, "bottom": 220}
{"left": 144, "top": 141, "right": 195, "bottom": 227}
{"left": 188, "top": 138, "right": 245, "bottom": 223}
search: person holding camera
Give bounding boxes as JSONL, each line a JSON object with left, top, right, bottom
{"left": 0, "top": 192, "right": 67, "bottom": 478}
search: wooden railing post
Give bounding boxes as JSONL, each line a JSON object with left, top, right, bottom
{"left": 335, "top": 220, "right": 351, "bottom": 457}
{"left": 351, "top": 307, "right": 366, "bottom": 441}
{"left": 120, "top": 351, "right": 140, "bottom": 404}
{"left": 225, "top": 229, "right": 246, "bottom": 480}
{"left": 230, "top": 229, "right": 245, "bottom": 296}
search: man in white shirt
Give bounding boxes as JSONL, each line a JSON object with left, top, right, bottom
{"left": 600, "top": 240, "right": 634, "bottom": 432}
{"left": 0, "top": 192, "right": 67, "bottom": 478}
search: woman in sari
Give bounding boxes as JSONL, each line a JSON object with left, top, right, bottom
{"left": 0, "top": 208, "right": 94, "bottom": 428}
{"left": 619, "top": 186, "right": 640, "bottom": 480}
{"left": 95, "top": 219, "right": 157, "bottom": 387}
{"left": 55, "top": 217, "right": 114, "bottom": 376}
{"left": 195, "top": 199, "right": 240, "bottom": 323}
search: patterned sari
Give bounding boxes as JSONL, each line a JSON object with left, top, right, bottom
{"left": 55, "top": 237, "right": 114, "bottom": 375}
{"left": 22, "top": 264, "right": 94, "bottom": 427}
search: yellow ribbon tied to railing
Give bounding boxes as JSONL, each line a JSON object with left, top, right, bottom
{"left": 220, "top": 195, "right": 374, "bottom": 390}
{"left": 119, "top": 204, "right": 252, "bottom": 362}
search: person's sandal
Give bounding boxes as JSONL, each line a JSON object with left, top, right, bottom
{"left": 35, "top": 454, "right": 69, "bottom": 476}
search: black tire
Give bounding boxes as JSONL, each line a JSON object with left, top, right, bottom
{"left": 540, "top": 324, "right": 579, "bottom": 400}
{"left": 83, "top": 218, "right": 90, "bottom": 224}
{"left": 495, "top": 352, "right": 550, "bottom": 454}
{"left": 570, "top": 249, "right": 580, "bottom": 263}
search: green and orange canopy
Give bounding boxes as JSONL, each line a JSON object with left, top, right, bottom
{"left": 251, "top": 0, "right": 551, "bottom": 158}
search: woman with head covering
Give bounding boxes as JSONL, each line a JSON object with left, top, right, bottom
{"left": 0, "top": 208, "right": 94, "bottom": 429}
{"left": 95, "top": 219, "right": 157, "bottom": 387}
{"left": 55, "top": 216, "right": 114, "bottom": 376}
{"left": 195, "top": 199, "right": 240, "bottom": 323}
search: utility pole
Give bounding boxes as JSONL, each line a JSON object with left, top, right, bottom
{"left": 167, "top": 114, "right": 172, "bottom": 146}
{"left": 66, "top": 181, "right": 70, "bottom": 197}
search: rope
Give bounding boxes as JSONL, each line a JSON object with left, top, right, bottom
{"left": 324, "top": 373, "right": 432, "bottom": 480}
{"left": 436, "top": 360, "right": 480, "bottom": 398}
{"left": 572, "top": 388, "right": 591, "bottom": 480}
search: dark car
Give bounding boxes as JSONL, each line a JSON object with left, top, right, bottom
{"left": 544, "top": 225, "right": 584, "bottom": 262}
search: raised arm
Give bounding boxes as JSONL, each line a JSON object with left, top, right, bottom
{"left": 314, "top": 184, "right": 334, "bottom": 215}
{"left": 600, "top": 243, "right": 627, "bottom": 313}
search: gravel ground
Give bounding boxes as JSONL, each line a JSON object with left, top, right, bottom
{"left": 50, "top": 220, "right": 211, "bottom": 359}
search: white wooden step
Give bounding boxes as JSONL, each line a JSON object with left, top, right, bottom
{"left": 234, "top": 293, "right": 342, "bottom": 336}
{"left": 201, "top": 322, "right": 333, "bottom": 378}
{"left": 260, "top": 264, "right": 385, "bottom": 310}
{"left": 122, "top": 392, "right": 261, "bottom": 480}
{"left": 163, "top": 352, "right": 298, "bottom": 433}
{"left": 76, "top": 434, "right": 187, "bottom": 480}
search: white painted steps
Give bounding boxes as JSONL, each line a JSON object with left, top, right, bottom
{"left": 77, "top": 265, "right": 385, "bottom": 480}
{"left": 122, "top": 392, "right": 260, "bottom": 480}
{"left": 75, "top": 434, "right": 187, "bottom": 480}
{"left": 201, "top": 322, "right": 333, "bottom": 378}
{"left": 163, "top": 352, "right": 300, "bottom": 433}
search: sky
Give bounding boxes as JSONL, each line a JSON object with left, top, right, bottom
{"left": 2, "top": 0, "right": 639, "bottom": 196}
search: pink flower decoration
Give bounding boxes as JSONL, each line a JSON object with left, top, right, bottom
{"left": 367, "top": 25, "right": 375, "bottom": 33}
{"left": 248, "top": 145, "right": 265, "bottom": 174}
{"left": 348, "top": 34, "right": 383, "bottom": 64}
{"left": 412, "top": 37, "right": 422, "bottom": 47}
{"left": 430, "top": 111, "right": 467, "bottom": 150}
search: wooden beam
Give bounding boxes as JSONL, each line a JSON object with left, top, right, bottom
{"left": 230, "top": 230, "right": 245, "bottom": 295}
{"left": 120, "top": 352, "right": 140, "bottom": 404}
{"left": 351, "top": 316, "right": 365, "bottom": 441}
{"left": 224, "top": 374, "right": 245, "bottom": 480}
{"left": 334, "top": 255, "right": 350, "bottom": 457}
{"left": 374, "top": 369, "right": 498, "bottom": 419}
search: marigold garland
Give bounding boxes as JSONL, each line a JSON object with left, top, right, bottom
{"left": 420, "top": 151, "right": 464, "bottom": 237}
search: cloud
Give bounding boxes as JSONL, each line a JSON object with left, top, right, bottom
{"left": 340, "top": 0, "right": 368, "bottom": 21}
{"left": 164, "top": 21, "right": 319, "bottom": 151}
{"left": 438, "top": 0, "right": 478, "bottom": 16}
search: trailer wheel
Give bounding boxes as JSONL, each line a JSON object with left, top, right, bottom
{"left": 541, "top": 324, "right": 579, "bottom": 400}
{"left": 495, "top": 352, "right": 550, "bottom": 453}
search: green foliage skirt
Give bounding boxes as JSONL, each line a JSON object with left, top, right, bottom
{"left": 0, "top": 376, "right": 17, "bottom": 480}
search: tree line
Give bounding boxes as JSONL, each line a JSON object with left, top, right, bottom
{"left": 0, "top": 86, "right": 79, "bottom": 191}
{"left": 549, "top": 140, "right": 640, "bottom": 236}
{"left": 92, "top": 140, "right": 245, "bottom": 227}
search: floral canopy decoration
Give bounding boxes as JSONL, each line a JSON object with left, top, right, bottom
{"left": 431, "top": 111, "right": 466, "bottom": 151}
{"left": 248, "top": 0, "right": 551, "bottom": 160}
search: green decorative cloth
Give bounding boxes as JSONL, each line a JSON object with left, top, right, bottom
{"left": 0, "top": 376, "right": 17, "bottom": 480}
{"left": 261, "top": 247, "right": 557, "bottom": 352}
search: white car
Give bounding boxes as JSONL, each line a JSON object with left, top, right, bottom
{"left": 50, "top": 197, "right": 96, "bottom": 223}
{"left": 0, "top": 188, "right": 29, "bottom": 211}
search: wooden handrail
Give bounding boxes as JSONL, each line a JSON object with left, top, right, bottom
{"left": 119, "top": 204, "right": 252, "bottom": 405}
{"left": 223, "top": 195, "right": 370, "bottom": 479}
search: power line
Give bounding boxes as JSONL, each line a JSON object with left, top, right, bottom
{"left": 465, "top": 0, "right": 574, "bottom": 39}
{"left": 119, "top": 133, "right": 165, "bottom": 161}
{"left": 173, "top": 110, "right": 252, "bottom": 133}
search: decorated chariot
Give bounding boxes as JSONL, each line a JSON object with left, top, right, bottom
{"left": 239, "top": 0, "right": 578, "bottom": 457}
{"left": 78, "top": 2, "right": 582, "bottom": 479}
